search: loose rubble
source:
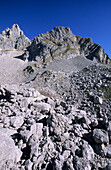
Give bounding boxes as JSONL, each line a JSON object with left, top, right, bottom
{"left": 0, "top": 63, "right": 111, "bottom": 169}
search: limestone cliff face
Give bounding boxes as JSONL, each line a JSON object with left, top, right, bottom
{"left": 28, "top": 26, "right": 110, "bottom": 64}
{"left": 0, "top": 25, "right": 110, "bottom": 64}
{"left": 76, "top": 36, "right": 110, "bottom": 64}
{"left": 0, "top": 24, "right": 31, "bottom": 50}
{"left": 28, "top": 26, "right": 80, "bottom": 62}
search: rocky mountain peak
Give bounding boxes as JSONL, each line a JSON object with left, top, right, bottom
{"left": 11, "top": 24, "right": 20, "bottom": 30}
{"left": 11, "top": 24, "right": 23, "bottom": 38}
{"left": 2, "top": 24, "right": 23, "bottom": 39}
{"left": 49, "top": 26, "right": 74, "bottom": 41}
{"left": 0, "top": 24, "right": 110, "bottom": 65}
{"left": 0, "top": 24, "right": 31, "bottom": 50}
{"left": 27, "top": 26, "right": 110, "bottom": 65}
{"left": 53, "top": 26, "right": 71, "bottom": 32}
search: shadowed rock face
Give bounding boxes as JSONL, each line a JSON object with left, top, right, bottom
{"left": 77, "top": 36, "right": 110, "bottom": 64}
{"left": 27, "top": 26, "right": 110, "bottom": 64}
{"left": 0, "top": 24, "right": 31, "bottom": 50}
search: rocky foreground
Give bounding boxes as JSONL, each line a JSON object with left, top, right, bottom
{"left": 0, "top": 64, "right": 111, "bottom": 170}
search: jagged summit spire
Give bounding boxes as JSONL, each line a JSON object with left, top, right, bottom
{"left": 49, "top": 26, "right": 73, "bottom": 41}
{"left": 10, "top": 24, "right": 19, "bottom": 29}
{"left": 2, "top": 24, "right": 23, "bottom": 38}
{"left": 0, "top": 24, "right": 31, "bottom": 50}
{"left": 12, "top": 24, "right": 20, "bottom": 28}
{"left": 11, "top": 24, "right": 22, "bottom": 32}
{"left": 53, "top": 26, "right": 71, "bottom": 32}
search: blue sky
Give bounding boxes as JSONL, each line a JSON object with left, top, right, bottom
{"left": 0, "top": 0, "right": 111, "bottom": 57}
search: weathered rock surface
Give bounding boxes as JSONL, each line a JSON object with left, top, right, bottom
{"left": 27, "top": 26, "right": 110, "bottom": 65}
{"left": 0, "top": 24, "right": 31, "bottom": 50}
{"left": 0, "top": 132, "right": 22, "bottom": 169}
{"left": 93, "top": 129, "right": 109, "bottom": 144}
{"left": 0, "top": 64, "right": 111, "bottom": 170}
{"left": 0, "top": 24, "right": 110, "bottom": 67}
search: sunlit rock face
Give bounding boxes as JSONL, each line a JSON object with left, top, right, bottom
{"left": 27, "top": 26, "right": 110, "bottom": 64}
{"left": 0, "top": 24, "right": 31, "bottom": 50}
{"left": 0, "top": 24, "right": 110, "bottom": 64}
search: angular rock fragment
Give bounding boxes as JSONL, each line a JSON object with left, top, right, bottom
{"left": 93, "top": 129, "right": 109, "bottom": 144}
{"left": 74, "top": 156, "right": 92, "bottom": 170}
{"left": 0, "top": 132, "right": 22, "bottom": 169}
{"left": 82, "top": 141, "right": 94, "bottom": 161}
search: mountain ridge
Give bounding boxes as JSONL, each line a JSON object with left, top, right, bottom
{"left": 27, "top": 25, "right": 110, "bottom": 65}
{"left": 0, "top": 24, "right": 110, "bottom": 65}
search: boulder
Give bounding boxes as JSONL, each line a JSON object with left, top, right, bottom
{"left": 33, "top": 102, "right": 51, "bottom": 113}
{"left": 104, "top": 163, "right": 111, "bottom": 170}
{"left": 82, "top": 141, "right": 94, "bottom": 161}
{"left": 10, "top": 116, "right": 24, "bottom": 128}
{"left": 25, "top": 159, "right": 33, "bottom": 170}
{"left": 93, "top": 129, "right": 109, "bottom": 144}
{"left": 103, "top": 145, "right": 111, "bottom": 158}
{"left": 74, "top": 156, "right": 92, "bottom": 170}
{"left": 0, "top": 132, "right": 22, "bottom": 169}
{"left": 36, "top": 123, "right": 43, "bottom": 139}
{"left": 93, "top": 96, "right": 103, "bottom": 105}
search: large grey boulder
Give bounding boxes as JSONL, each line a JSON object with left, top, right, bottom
{"left": 104, "top": 163, "right": 111, "bottom": 170}
{"left": 93, "top": 129, "right": 109, "bottom": 144}
{"left": 10, "top": 116, "right": 24, "bottom": 129}
{"left": 0, "top": 132, "right": 22, "bottom": 169}
{"left": 33, "top": 102, "right": 51, "bottom": 113}
{"left": 82, "top": 141, "right": 94, "bottom": 161}
{"left": 74, "top": 156, "right": 92, "bottom": 170}
{"left": 102, "top": 145, "right": 111, "bottom": 158}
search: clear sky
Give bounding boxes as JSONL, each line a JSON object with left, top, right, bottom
{"left": 0, "top": 0, "right": 111, "bottom": 57}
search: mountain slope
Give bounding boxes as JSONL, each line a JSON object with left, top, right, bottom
{"left": 27, "top": 26, "right": 110, "bottom": 65}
